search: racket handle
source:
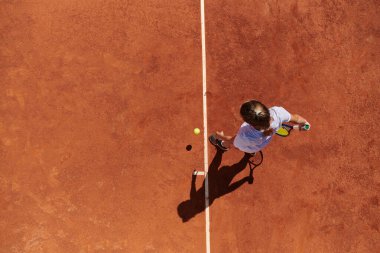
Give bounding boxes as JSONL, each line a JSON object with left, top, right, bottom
{"left": 302, "top": 122, "right": 311, "bottom": 131}
{"left": 294, "top": 123, "right": 310, "bottom": 131}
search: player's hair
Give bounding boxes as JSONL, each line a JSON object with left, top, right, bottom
{"left": 240, "top": 100, "right": 273, "bottom": 136}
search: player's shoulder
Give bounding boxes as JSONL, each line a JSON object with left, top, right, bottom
{"left": 269, "top": 106, "right": 290, "bottom": 114}
{"left": 239, "top": 122, "right": 254, "bottom": 132}
{"left": 269, "top": 106, "right": 291, "bottom": 122}
{"left": 240, "top": 122, "right": 251, "bottom": 129}
{"left": 269, "top": 106, "right": 287, "bottom": 111}
{"left": 238, "top": 122, "right": 261, "bottom": 138}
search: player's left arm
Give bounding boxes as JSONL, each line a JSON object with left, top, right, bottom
{"left": 215, "top": 131, "right": 235, "bottom": 141}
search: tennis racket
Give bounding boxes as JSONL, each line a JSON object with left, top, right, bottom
{"left": 247, "top": 151, "right": 263, "bottom": 184}
{"left": 276, "top": 123, "right": 310, "bottom": 137}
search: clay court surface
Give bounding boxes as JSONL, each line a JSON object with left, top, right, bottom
{"left": 1, "top": 0, "right": 379, "bottom": 252}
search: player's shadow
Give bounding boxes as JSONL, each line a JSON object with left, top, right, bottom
{"left": 177, "top": 150, "right": 258, "bottom": 222}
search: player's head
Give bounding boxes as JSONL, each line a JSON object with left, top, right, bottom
{"left": 240, "top": 100, "right": 270, "bottom": 131}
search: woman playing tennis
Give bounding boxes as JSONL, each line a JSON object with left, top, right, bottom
{"left": 209, "top": 100, "right": 310, "bottom": 153}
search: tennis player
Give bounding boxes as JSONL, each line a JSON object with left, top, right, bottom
{"left": 209, "top": 100, "right": 309, "bottom": 153}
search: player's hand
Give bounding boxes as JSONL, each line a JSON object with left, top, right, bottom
{"left": 216, "top": 131, "right": 225, "bottom": 137}
{"left": 299, "top": 122, "right": 311, "bottom": 131}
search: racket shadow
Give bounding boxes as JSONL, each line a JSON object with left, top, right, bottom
{"left": 177, "top": 150, "right": 263, "bottom": 223}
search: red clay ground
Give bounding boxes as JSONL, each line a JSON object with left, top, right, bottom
{"left": 1, "top": 0, "right": 379, "bottom": 253}
{"left": 1, "top": 1, "right": 204, "bottom": 252}
{"left": 206, "top": 0, "right": 379, "bottom": 252}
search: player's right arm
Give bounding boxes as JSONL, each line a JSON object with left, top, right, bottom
{"left": 276, "top": 106, "right": 310, "bottom": 130}
{"left": 289, "top": 114, "right": 307, "bottom": 124}
{"left": 289, "top": 114, "right": 309, "bottom": 129}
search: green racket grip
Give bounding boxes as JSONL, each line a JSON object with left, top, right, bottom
{"left": 302, "top": 122, "right": 310, "bottom": 131}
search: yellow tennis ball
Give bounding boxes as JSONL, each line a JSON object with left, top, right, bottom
{"left": 194, "top": 128, "right": 201, "bottom": 135}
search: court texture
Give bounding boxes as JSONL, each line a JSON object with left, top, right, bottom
{"left": 0, "top": 1, "right": 379, "bottom": 252}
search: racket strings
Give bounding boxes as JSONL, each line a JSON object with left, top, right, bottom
{"left": 282, "top": 124, "right": 293, "bottom": 131}
{"left": 276, "top": 128, "right": 289, "bottom": 136}
{"left": 276, "top": 124, "right": 292, "bottom": 137}
{"left": 248, "top": 151, "right": 263, "bottom": 167}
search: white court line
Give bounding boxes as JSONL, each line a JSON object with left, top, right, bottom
{"left": 200, "top": 0, "right": 210, "bottom": 253}
{"left": 193, "top": 171, "right": 205, "bottom": 176}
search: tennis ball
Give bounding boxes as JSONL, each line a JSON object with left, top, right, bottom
{"left": 194, "top": 128, "right": 201, "bottom": 135}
